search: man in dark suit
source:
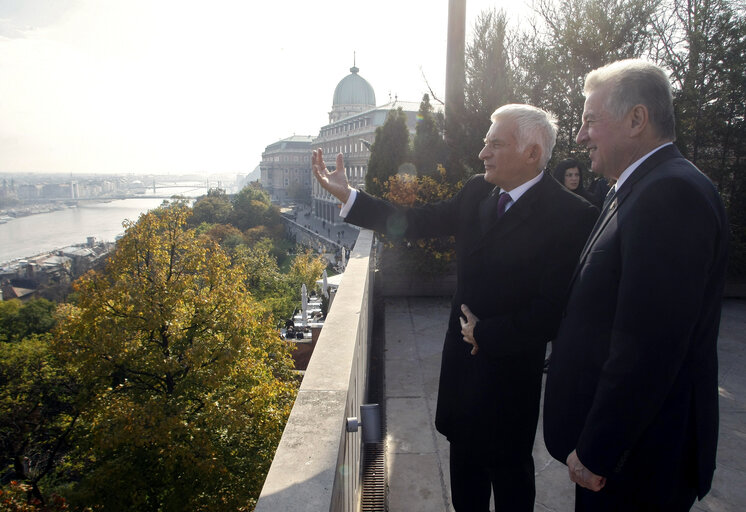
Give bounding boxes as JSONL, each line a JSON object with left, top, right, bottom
{"left": 543, "top": 59, "right": 728, "bottom": 511}
{"left": 312, "top": 104, "right": 598, "bottom": 511}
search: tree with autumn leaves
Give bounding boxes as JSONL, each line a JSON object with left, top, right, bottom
{"left": 44, "top": 201, "right": 299, "bottom": 511}
{"left": 2, "top": 197, "right": 324, "bottom": 510}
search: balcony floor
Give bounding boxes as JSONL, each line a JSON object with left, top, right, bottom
{"left": 383, "top": 297, "right": 746, "bottom": 512}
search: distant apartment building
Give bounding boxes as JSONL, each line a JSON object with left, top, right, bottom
{"left": 260, "top": 136, "right": 316, "bottom": 204}
{"left": 17, "top": 184, "right": 41, "bottom": 200}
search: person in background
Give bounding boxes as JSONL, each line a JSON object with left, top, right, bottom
{"left": 543, "top": 58, "right": 728, "bottom": 512}
{"left": 587, "top": 174, "right": 613, "bottom": 207}
{"left": 313, "top": 104, "right": 597, "bottom": 511}
{"left": 551, "top": 158, "right": 600, "bottom": 207}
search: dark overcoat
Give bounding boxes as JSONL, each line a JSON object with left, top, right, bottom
{"left": 345, "top": 173, "right": 598, "bottom": 456}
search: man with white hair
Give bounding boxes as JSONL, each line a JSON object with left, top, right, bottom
{"left": 544, "top": 59, "right": 728, "bottom": 511}
{"left": 313, "top": 104, "right": 597, "bottom": 511}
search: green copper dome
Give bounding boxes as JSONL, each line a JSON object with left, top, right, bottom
{"left": 332, "top": 66, "right": 376, "bottom": 107}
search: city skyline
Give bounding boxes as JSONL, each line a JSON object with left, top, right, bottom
{"left": 0, "top": 0, "right": 533, "bottom": 175}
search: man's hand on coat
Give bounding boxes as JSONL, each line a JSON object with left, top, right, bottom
{"left": 459, "top": 304, "right": 479, "bottom": 355}
{"left": 312, "top": 148, "right": 352, "bottom": 204}
{"left": 567, "top": 450, "right": 606, "bottom": 492}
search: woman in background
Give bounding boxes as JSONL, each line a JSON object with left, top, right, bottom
{"left": 551, "top": 158, "right": 603, "bottom": 208}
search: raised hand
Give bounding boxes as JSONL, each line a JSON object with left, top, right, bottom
{"left": 312, "top": 148, "right": 352, "bottom": 204}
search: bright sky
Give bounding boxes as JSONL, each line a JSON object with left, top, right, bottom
{"left": 0, "top": 0, "right": 534, "bottom": 175}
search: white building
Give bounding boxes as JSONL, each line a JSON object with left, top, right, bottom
{"left": 311, "top": 65, "right": 420, "bottom": 225}
{"left": 259, "top": 64, "right": 421, "bottom": 223}
{"left": 260, "top": 136, "right": 316, "bottom": 204}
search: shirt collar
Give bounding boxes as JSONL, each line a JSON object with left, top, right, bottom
{"left": 500, "top": 170, "right": 544, "bottom": 204}
{"left": 614, "top": 142, "right": 673, "bottom": 192}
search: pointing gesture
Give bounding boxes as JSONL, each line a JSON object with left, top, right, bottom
{"left": 312, "top": 148, "right": 352, "bottom": 204}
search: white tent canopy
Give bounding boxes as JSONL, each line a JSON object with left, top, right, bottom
{"left": 316, "top": 272, "right": 343, "bottom": 292}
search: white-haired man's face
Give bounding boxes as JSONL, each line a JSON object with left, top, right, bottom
{"left": 479, "top": 118, "right": 542, "bottom": 191}
{"left": 576, "top": 84, "right": 633, "bottom": 180}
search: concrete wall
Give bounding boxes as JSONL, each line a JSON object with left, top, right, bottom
{"left": 254, "top": 229, "right": 375, "bottom": 512}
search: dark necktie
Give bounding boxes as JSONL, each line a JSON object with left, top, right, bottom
{"left": 480, "top": 190, "right": 511, "bottom": 234}
{"left": 497, "top": 192, "right": 511, "bottom": 218}
{"left": 602, "top": 186, "right": 616, "bottom": 211}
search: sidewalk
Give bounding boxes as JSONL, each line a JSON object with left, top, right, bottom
{"left": 383, "top": 298, "right": 746, "bottom": 512}
{"left": 286, "top": 203, "right": 360, "bottom": 250}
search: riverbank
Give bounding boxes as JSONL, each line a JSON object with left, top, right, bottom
{"left": 0, "top": 201, "right": 78, "bottom": 222}
{"left": 1, "top": 238, "right": 114, "bottom": 301}
{"left": 0, "top": 197, "right": 174, "bottom": 264}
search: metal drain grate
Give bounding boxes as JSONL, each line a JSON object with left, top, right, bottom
{"left": 360, "top": 440, "right": 386, "bottom": 511}
{"left": 361, "top": 293, "right": 387, "bottom": 511}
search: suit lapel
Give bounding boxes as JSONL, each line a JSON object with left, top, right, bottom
{"left": 569, "top": 145, "right": 683, "bottom": 285}
{"left": 469, "top": 174, "right": 547, "bottom": 255}
{"left": 462, "top": 180, "right": 496, "bottom": 250}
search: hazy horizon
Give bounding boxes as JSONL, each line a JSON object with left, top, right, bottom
{"left": 0, "top": 0, "right": 533, "bottom": 175}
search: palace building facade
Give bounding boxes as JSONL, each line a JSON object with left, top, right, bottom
{"left": 260, "top": 64, "right": 420, "bottom": 224}
{"left": 260, "top": 135, "right": 316, "bottom": 204}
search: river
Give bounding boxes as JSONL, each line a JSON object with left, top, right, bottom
{"left": 0, "top": 187, "right": 207, "bottom": 264}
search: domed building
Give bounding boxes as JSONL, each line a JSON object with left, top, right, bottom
{"left": 328, "top": 65, "right": 376, "bottom": 123}
{"left": 259, "top": 63, "right": 422, "bottom": 228}
{"left": 312, "top": 65, "right": 420, "bottom": 226}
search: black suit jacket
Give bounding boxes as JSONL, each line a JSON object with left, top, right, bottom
{"left": 543, "top": 145, "right": 728, "bottom": 502}
{"left": 345, "top": 173, "right": 598, "bottom": 456}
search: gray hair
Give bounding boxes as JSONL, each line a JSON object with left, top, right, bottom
{"left": 584, "top": 59, "right": 676, "bottom": 140}
{"left": 491, "top": 104, "right": 558, "bottom": 170}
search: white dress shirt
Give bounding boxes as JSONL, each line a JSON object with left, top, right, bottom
{"left": 612, "top": 142, "right": 673, "bottom": 193}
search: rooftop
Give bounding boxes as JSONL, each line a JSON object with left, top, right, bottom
{"left": 255, "top": 231, "right": 746, "bottom": 511}
{"left": 383, "top": 296, "right": 746, "bottom": 511}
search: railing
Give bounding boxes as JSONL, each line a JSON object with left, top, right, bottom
{"left": 254, "top": 229, "right": 376, "bottom": 512}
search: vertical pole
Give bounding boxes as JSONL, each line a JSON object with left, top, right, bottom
{"left": 445, "top": 0, "right": 466, "bottom": 132}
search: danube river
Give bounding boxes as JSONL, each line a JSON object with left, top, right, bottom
{"left": 0, "top": 188, "right": 207, "bottom": 264}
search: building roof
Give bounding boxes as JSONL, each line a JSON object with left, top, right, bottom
{"left": 264, "top": 135, "right": 316, "bottom": 153}
{"left": 319, "top": 99, "right": 425, "bottom": 131}
{"left": 280, "top": 135, "right": 317, "bottom": 143}
{"left": 332, "top": 66, "right": 376, "bottom": 107}
{"left": 10, "top": 286, "right": 36, "bottom": 299}
{"left": 60, "top": 246, "right": 94, "bottom": 258}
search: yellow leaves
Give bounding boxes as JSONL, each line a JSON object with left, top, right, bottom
{"left": 384, "top": 167, "right": 462, "bottom": 208}
{"left": 46, "top": 200, "right": 303, "bottom": 509}
{"left": 384, "top": 173, "right": 419, "bottom": 206}
{"left": 381, "top": 168, "right": 462, "bottom": 275}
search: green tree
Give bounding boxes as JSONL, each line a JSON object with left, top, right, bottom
{"left": 413, "top": 94, "right": 448, "bottom": 178}
{"left": 365, "top": 108, "right": 412, "bottom": 197}
{"left": 234, "top": 239, "right": 293, "bottom": 320}
{"left": 0, "top": 334, "right": 82, "bottom": 507}
{"left": 651, "top": 0, "right": 746, "bottom": 277}
{"left": 189, "top": 188, "right": 233, "bottom": 226}
{"left": 0, "top": 298, "right": 57, "bottom": 343}
{"left": 229, "top": 186, "right": 282, "bottom": 231}
{"left": 459, "top": 8, "right": 516, "bottom": 175}
{"left": 202, "top": 222, "right": 246, "bottom": 250}
{"left": 286, "top": 250, "right": 327, "bottom": 302}
{"left": 53, "top": 202, "right": 298, "bottom": 511}
{"left": 513, "top": 0, "right": 659, "bottom": 167}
